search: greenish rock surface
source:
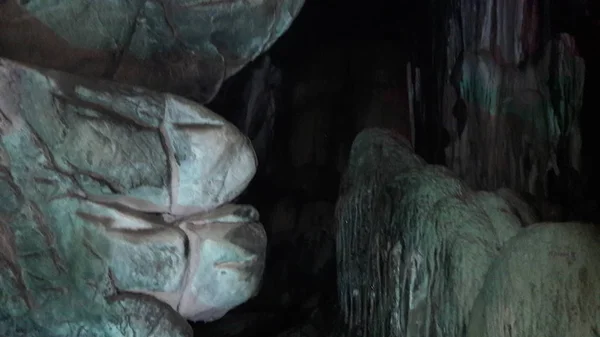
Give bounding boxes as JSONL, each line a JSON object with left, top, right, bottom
{"left": 336, "top": 128, "right": 599, "bottom": 337}
{"left": 0, "top": 0, "right": 304, "bottom": 103}
{"left": 336, "top": 128, "right": 524, "bottom": 337}
{"left": 467, "top": 222, "right": 600, "bottom": 337}
{"left": 0, "top": 58, "right": 267, "bottom": 336}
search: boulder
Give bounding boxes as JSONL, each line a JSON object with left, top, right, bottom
{"left": 467, "top": 222, "right": 600, "bottom": 337}
{"left": 0, "top": 58, "right": 266, "bottom": 335}
{"left": 336, "top": 128, "right": 523, "bottom": 337}
{"left": 0, "top": 0, "right": 304, "bottom": 103}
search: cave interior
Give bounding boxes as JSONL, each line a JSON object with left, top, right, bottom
{"left": 199, "top": 0, "right": 599, "bottom": 335}
{"left": 0, "top": 0, "right": 598, "bottom": 335}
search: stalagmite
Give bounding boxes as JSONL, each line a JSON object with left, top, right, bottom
{"left": 336, "top": 128, "right": 523, "bottom": 337}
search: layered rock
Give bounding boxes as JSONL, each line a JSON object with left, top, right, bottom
{"left": 0, "top": 58, "right": 266, "bottom": 335}
{"left": 0, "top": 0, "right": 304, "bottom": 103}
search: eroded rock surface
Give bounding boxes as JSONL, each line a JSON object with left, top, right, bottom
{"left": 467, "top": 222, "right": 600, "bottom": 337}
{"left": 440, "top": 0, "right": 586, "bottom": 197}
{"left": 336, "top": 128, "right": 525, "bottom": 337}
{"left": 0, "top": 58, "right": 266, "bottom": 335}
{"left": 335, "top": 127, "right": 600, "bottom": 337}
{"left": 0, "top": 0, "right": 304, "bottom": 103}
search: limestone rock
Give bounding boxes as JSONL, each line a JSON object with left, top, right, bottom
{"left": 336, "top": 128, "right": 523, "bottom": 337}
{"left": 467, "top": 222, "right": 600, "bottom": 337}
{"left": 0, "top": 0, "right": 304, "bottom": 103}
{"left": 0, "top": 58, "right": 267, "bottom": 335}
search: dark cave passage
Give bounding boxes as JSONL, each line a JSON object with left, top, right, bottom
{"left": 198, "top": 0, "right": 599, "bottom": 336}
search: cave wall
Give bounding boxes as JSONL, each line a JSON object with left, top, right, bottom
{"left": 416, "top": 0, "right": 587, "bottom": 200}
{"left": 197, "top": 1, "right": 600, "bottom": 335}
{"left": 1, "top": 0, "right": 598, "bottom": 335}
{"left": 205, "top": 39, "right": 416, "bottom": 326}
{"left": 336, "top": 128, "right": 600, "bottom": 337}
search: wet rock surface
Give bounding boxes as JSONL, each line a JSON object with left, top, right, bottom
{"left": 1, "top": 0, "right": 598, "bottom": 335}
{"left": 335, "top": 128, "right": 600, "bottom": 337}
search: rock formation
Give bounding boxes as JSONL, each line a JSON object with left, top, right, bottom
{"left": 0, "top": 0, "right": 303, "bottom": 103}
{"left": 467, "top": 222, "right": 600, "bottom": 337}
{"left": 336, "top": 128, "right": 599, "bottom": 337}
{"left": 0, "top": 58, "right": 266, "bottom": 336}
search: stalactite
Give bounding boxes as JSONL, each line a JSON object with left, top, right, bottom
{"left": 421, "top": 0, "right": 586, "bottom": 197}
{"left": 335, "top": 129, "right": 424, "bottom": 337}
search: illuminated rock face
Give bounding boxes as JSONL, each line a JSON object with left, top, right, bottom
{"left": 336, "top": 128, "right": 600, "bottom": 337}
{"left": 0, "top": 58, "right": 266, "bottom": 337}
{"left": 0, "top": 0, "right": 304, "bottom": 103}
{"left": 336, "top": 129, "right": 522, "bottom": 337}
{"left": 441, "top": 3, "right": 586, "bottom": 198}
{"left": 467, "top": 222, "right": 600, "bottom": 337}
